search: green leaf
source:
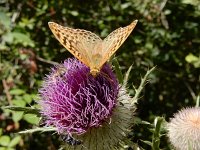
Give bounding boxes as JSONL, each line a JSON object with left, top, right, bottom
{"left": 23, "top": 114, "right": 40, "bottom": 125}
{"left": 12, "top": 32, "right": 35, "bottom": 47}
{"left": 19, "top": 54, "right": 28, "bottom": 60}
{"left": 31, "top": 94, "right": 38, "bottom": 99}
{"left": 9, "top": 89, "right": 25, "bottom": 96}
{"left": 185, "top": 53, "right": 200, "bottom": 68}
{"left": 23, "top": 94, "right": 33, "bottom": 104}
{"left": 69, "top": 11, "right": 79, "bottom": 16}
{"left": 182, "top": 0, "right": 199, "bottom": 5}
{"left": 8, "top": 136, "right": 21, "bottom": 148}
{"left": 185, "top": 53, "right": 199, "bottom": 63}
{"left": 12, "top": 100, "right": 26, "bottom": 107}
{"left": 2, "top": 32, "right": 14, "bottom": 43}
{"left": 140, "top": 140, "right": 152, "bottom": 146}
{"left": 0, "top": 11, "right": 11, "bottom": 29}
{"left": 133, "top": 117, "right": 151, "bottom": 125}
{"left": 0, "top": 147, "right": 6, "bottom": 150}
{"left": 12, "top": 111, "right": 24, "bottom": 122}
{"left": 121, "top": 2, "right": 132, "bottom": 9}
{"left": 18, "top": 18, "right": 35, "bottom": 30}
{"left": 0, "top": 44, "right": 9, "bottom": 51}
{"left": 0, "top": 136, "right": 10, "bottom": 146}
{"left": 6, "top": 148, "right": 14, "bottom": 150}
{"left": 0, "top": 129, "right": 2, "bottom": 136}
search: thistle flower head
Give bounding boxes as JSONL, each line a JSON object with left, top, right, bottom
{"left": 39, "top": 58, "right": 118, "bottom": 135}
{"left": 167, "top": 107, "right": 200, "bottom": 150}
{"left": 39, "top": 58, "right": 136, "bottom": 149}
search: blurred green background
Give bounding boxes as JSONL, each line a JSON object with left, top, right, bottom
{"left": 0, "top": 0, "right": 199, "bottom": 149}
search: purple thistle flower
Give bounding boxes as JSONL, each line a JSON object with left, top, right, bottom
{"left": 39, "top": 58, "right": 119, "bottom": 135}
{"left": 38, "top": 58, "right": 138, "bottom": 150}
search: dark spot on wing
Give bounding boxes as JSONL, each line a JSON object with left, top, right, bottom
{"left": 56, "top": 33, "right": 61, "bottom": 38}
{"left": 69, "top": 40, "right": 73, "bottom": 45}
{"left": 63, "top": 36, "right": 67, "bottom": 45}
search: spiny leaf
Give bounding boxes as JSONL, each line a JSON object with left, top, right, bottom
{"left": 123, "top": 65, "right": 133, "bottom": 87}
{"left": 19, "top": 127, "right": 57, "bottom": 134}
{"left": 131, "top": 66, "right": 156, "bottom": 105}
{"left": 112, "top": 58, "right": 123, "bottom": 84}
{"left": 2, "top": 106, "right": 40, "bottom": 116}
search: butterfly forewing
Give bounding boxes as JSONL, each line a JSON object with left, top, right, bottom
{"left": 48, "top": 22, "right": 102, "bottom": 67}
{"left": 99, "top": 20, "right": 138, "bottom": 67}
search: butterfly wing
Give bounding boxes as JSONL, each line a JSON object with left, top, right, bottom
{"left": 48, "top": 22, "right": 102, "bottom": 67}
{"left": 99, "top": 20, "right": 138, "bottom": 67}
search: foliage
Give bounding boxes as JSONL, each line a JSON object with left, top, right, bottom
{"left": 0, "top": 0, "right": 199, "bottom": 149}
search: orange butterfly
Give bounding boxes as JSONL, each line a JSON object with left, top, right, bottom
{"left": 48, "top": 20, "right": 138, "bottom": 76}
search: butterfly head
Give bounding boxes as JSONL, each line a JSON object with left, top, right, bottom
{"left": 90, "top": 68, "right": 100, "bottom": 77}
{"left": 90, "top": 67, "right": 113, "bottom": 84}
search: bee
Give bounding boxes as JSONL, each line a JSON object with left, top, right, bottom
{"left": 60, "top": 134, "right": 82, "bottom": 146}
{"left": 52, "top": 65, "right": 67, "bottom": 81}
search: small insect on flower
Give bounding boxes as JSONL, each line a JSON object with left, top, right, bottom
{"left": 60, "top": 134, "right": 82, "bottom": 146}
{"left": 51, "top": 65, "right": 67, "bottom": 80}
{"left": 48, "top": 20, "right": 138, "bottom": 77}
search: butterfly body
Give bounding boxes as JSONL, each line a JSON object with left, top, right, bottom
{"left": 90, "top": 67, "right": 100, "bottom": 77}
{"left": 48, "top": 20, "right": 138, "bottom": 77}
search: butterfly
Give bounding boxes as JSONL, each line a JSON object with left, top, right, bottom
{"left": 48, "top": 20, "right": 138, "bottom": 77}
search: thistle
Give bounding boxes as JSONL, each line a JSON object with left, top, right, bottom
{"left": 39, "top": 58, "right": 119, "bottom": 134}
{"left": 38, "top": 58, "right": 153, "bottom": 150}
{"left": 167, "top": 107, "right": 200, "bottom": 150}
